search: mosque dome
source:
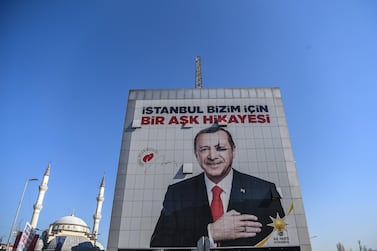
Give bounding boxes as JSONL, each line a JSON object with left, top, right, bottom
{"left": 50, "top": 215, "right": 90, "bottom": 234}
{"left": 42, "top": 215, "right": 104, "bottom": 251}
{"left": 54, "top": 215, "right": 88, "bottom": 226}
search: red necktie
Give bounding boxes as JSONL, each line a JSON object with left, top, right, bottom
{"left": 211, "top": 185, "right": 224, "bottom": 221}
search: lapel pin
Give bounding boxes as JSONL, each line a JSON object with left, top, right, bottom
{"left": 240, "top": 188, "right": 246, "bottom": 193}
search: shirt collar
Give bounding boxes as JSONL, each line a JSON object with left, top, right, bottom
{"left": 204, "top": 168, "right": 233, "bottom": 195}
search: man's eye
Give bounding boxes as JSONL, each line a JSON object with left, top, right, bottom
{"left": 199, "top": 148, "right": 209, "bottom": 153}
{"left": 216, "top": 146, "right": 227, "bottom": 151}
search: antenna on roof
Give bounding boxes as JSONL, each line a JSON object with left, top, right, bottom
{"left": 195, "top": 56, "right": 203, "bottom": 89}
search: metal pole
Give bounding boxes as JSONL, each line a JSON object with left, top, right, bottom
{"left": 5, "top": 178, "right": 38, "bottom": 251}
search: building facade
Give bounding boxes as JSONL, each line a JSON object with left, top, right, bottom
{"left": 108, "top": 88, "right": 311, "bottom": 251}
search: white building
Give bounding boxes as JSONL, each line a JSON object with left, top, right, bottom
{"left": 108, "top": 88, "right": 311, "bottom": 251}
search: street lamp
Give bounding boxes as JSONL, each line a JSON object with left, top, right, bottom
{"left": 5, "top": 178, "right": 38, "bottom": 251}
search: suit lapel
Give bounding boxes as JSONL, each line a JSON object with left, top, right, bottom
{"left": 194, "top": 173, "right": 213, "bottom": 222}
{"left": 228, "top": 169, "right": 246, "bottom": 211}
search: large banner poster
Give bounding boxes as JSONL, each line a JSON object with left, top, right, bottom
{"left": 109, "top": 88, "right": 309, "bottom": 251}
{"left": 16, "top": 222, "right": 35, "bottom": 251}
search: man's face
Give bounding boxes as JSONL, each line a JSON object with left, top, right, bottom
{"left": 195, "top": 130, "right": 235, "bottom": 184}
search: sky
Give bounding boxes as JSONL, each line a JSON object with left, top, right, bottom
{"left": 1, "top": 1, "right": 376, "bottom": 250}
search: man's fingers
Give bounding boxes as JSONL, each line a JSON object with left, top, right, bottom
{"left": 238, "top": 231, "right": 258, "bottom": 238}
{"left": 211, "top": 212, "right": 263, "bottom": 242}
{"left": 236, "top": 224, "right": 262, "bottom": 233}
{"left": 226, "top": 209, "right": 241, "bottom": 216}
{"left": 233, "top": 216, "right": 262, "bottom": 234}
{"left": 236, "top": 214, "right": 259, "bottom": 221}
{"left": 244, "top": 221, "right": 262, "bottom": 228}
{"left": 221, "top": 212, "right": 262, "bottom": 228}
{"left": 245, "top": 226, "right": 262, "bottom": 233}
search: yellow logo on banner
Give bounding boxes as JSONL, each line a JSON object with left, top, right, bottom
{"left": 268, "top": 213, "right": 287, "bottom": 233}
{"left": 256, "top": 202, "right": 294, "bottom": 247}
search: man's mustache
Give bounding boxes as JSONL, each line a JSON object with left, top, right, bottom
{"left": 205, "top": 160, "right": 223, "bottom": 165}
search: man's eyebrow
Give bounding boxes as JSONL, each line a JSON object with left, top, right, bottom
{"left": 199, "top": 145, "right": 210, "bottom": 149}
{"left": 215, "top": 142, "right": 227, "bottom": 149}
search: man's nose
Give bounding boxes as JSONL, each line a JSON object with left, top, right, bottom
{"left": 207, "top": 148, "right": 217, "bottom": 159}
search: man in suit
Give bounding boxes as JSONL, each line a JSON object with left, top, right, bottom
{"left": 150, "top": 125, "right": 285, "bottom": 248}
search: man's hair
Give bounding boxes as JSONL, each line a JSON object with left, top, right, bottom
{"left": 194, "top": 124, "right": 236, "bottom": 153}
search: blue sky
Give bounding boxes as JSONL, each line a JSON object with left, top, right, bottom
{"left": 1, "top": 1, "right": 376, "bottom": 250}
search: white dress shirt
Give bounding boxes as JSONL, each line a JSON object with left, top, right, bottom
{"left": 204, "top": 169, "right": 234, "bottom": 247}
{"left": 204, "top": 169, "right": 233, "bottom": 210}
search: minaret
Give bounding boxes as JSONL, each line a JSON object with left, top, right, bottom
{"left": 30, "top": 163, "right": 50, "bottom": 228}
{"left": 92, "top": 176, "right": 105, "bottom": 240}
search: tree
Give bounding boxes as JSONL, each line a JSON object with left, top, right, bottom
{"left": 337, "top": 242, "right": 345, "bottom": 251}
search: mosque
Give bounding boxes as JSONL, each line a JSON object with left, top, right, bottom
{"left": 13, "top": 164, "right": 105, "bottom": 251}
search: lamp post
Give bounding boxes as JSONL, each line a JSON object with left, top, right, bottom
{"left": 5, "top": 178, "right": 38, "bottom": 251}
